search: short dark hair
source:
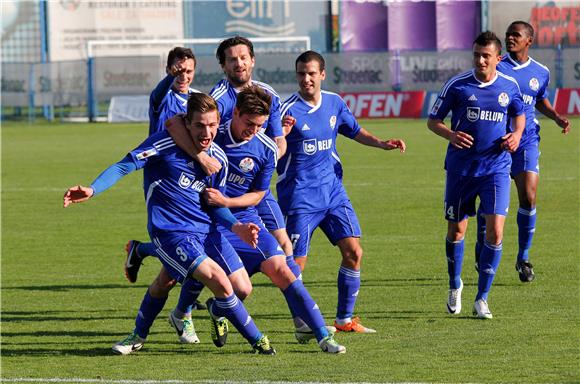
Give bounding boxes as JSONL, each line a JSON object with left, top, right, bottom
{"left": 167, "top": 47, "right": 196, "bottom": 68}
{"left": 186, "top": 93, "right": 219, "bottom": 121}
{"left": 216, "top": 36, "right": 254, "bottom": 66}
{"left": 235, "top": 86, "right": 271, "bottom": 117}
{"left": 508, "top": 20, "right": 535, "bottom": 38}
{"left": 295, "top": 50, "right": 325, "bottom": 71}
{"left": 473, "top": 31, "right": 502, "bottom": 54}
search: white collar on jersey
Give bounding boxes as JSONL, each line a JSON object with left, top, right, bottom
{"left": 224, "top": 120, "right": 250, "bottom": 148}
{"left": 505, "top": 54, "right": 532, "bottom": 70}
{"left": 297, "top": 91, "right": 323, "bottom": 113}
{"left": 472, "top": 69, "right": 499, "bottom": 88}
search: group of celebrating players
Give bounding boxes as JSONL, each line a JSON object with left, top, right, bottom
{"left": 63, "top": 19, "right": 569, "bottom": 356}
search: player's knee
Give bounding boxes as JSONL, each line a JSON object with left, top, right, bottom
{"left": 149, "top": 274, "right": 176, "bottom": 297}
{"left": 485, "top": 229, "right": 503, "bottom": 245}
{"left": 342, "top": 246, "right": 363, "bottom": 268}
{"left": 233, "top": 281, "right": 252, "bottom": 301}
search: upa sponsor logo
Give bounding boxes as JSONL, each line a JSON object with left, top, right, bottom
{"left": 228, "top": 172, "right": 246, "bottom": 185}
{"left": 341, "top": 91, "right": 425, "bottom": 118}
{"left": 466, "top": 107, "right": 480, "bottom": 122}
{"left": 498, "top": 92, "right": 510, "bottom": 107}
{"left": 303, "top": 139, "right": 317, "bottom": 155}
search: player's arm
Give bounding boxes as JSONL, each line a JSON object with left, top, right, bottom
{"left": 274, "top": 136, "right": 287, "bottom": 159}
{"left": 165, "top": 115, "right": 222, "bottom": 175}
{"left": 353, "top": 128, "right": 406, "bottom": 153}
{"left": 501, "top": 113, "right": 525, "bottom": 153}
{"left": 209, "top": 206, "right": 260, "bottom": 248}
{"left": 204, "top": 188, "right": 266, "bottom": 208}
{"left": 535, "top": 98, "right": 570, "bottom": 134}
{"left": 150, "top": 75, "right": 174, "bottom": 111}
{"left": 427, "top": 118, "right": 473, "bottom": 149}
{"left": 63, "top": 155, "right": 137, "bottom": 207}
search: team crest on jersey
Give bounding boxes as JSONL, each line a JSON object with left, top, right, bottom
{"left": 136, "top": 148, "right": 158, "bottom": 160}
{"left": 529, "top": 78, "right": 540, "bottom": 91}
{"left": 466, "top": 107, "right": 480, "bottom": 122}
{"left": 431, "top": 98, "right": 443, "bottom": 115}
{"left": 303, "top": 139, "right": 317, "bottom": 155}
{"left": 329, "top": 115, "right": 337, "bottom": 130}
{"left": 239, "top": 157, "right": 255, "bottom": 172}
{"left": 498, "top": 92, "right": 509, "bottom": 107}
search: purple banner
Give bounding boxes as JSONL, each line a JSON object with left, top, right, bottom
{"left": 388, "top": 1, "right": 436, "bottom": 50}
{"left": 436, "top": 1, "right": 481, "bottom": 50}
{"left": 340, "top": 1, "right": 389, "bottom": 52}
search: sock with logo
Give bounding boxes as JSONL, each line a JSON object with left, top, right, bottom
{"left": 283, "top": 280, "right": 328, "bottom": 341}
{"left": 475, "top": 206, "right": 486, "bottom": 263}
{"left": 210, "top": 294, "right": 262, "bottom": 345}
{"left": 134, "top": 290, "right": 168, "bottom": 339}
{"left": 476, "top": 241, "right": 503, "bottom": 301}
{"left": 175, "top": 278, "right": 205, "bottom": 315}
{"left": 286, "top": 255, "right": 302, "bottom": 279}
{"left": 336, "top": 266, "right": 360, "bottom": 321}
{"left": 446, "top": 237, "right": 465, "bottom": 289}
{"left": 517, "top": 207, "right": 537, "bottom": 262}
{"left": 137, "top": 242, "right": 156, "bottom": 258}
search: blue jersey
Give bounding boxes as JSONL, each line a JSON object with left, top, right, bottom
{"left": 429, "top": 70, "right": 525, "bottom": 177}
{"left": 498, "top": 55, "right": 550, "bottom": 146}
{"left": 277, "top": 91, "right": 361, "bottom": 215}
{"left": 214, "top": 121, "right": 278, "bottom": 215}
{"left": 210, "top": 79, "right": 283, "bottom": 138}
{"left": 149, "top": 75, "right": 199, "bottom": 136}
{"left": 128, "top": 131, "right": 229, "bottom": 235}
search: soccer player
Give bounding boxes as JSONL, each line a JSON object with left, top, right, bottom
{"left": 474, "top": 21, "right": 571, "bottom": 282}
{"left": 427, "top": 31, "right": 525, "bottom": 319}
{"left": 63, "top": 93, "right": 276, "bottom": 355}
{"left": 278, "top": 50, "right": 406, "bottom": 333}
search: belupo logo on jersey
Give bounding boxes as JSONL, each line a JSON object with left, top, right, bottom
{"left": 529, "top": 78, "right": 540, "bottom": 91}
{"left": 303, "top": 139, "right": 317, "bottom": 155}
{"left": 239, "top": 157, "right": 254, "bottom": 172}
{"left": 498, "top": 92, "right": 510, "bottom": 107}
{"left": 466, "top": 107, "right": 480, "bottom": 122}
{"left": 178, "top": 172, "right": 205, "bottom": 191}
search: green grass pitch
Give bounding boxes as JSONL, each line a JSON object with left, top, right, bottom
{"left": 1, "top": 118, "right": 578, "bottom": 383}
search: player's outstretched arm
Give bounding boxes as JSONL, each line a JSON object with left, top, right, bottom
{"left": 427, "top": 118, "right": 473, "bottom": 149}
{"left": 63, "top": 185, "right": 94, "bottom": 207}
{"left": 353, "top": 128, "right": 406, "bottom": 152}
{"left": 204, "top": 188, "right": 266, "bottom": 209}
{"left": 165, "top": 115, "right": 222, "bottom": 175}
{"left": 535, "top": 98, "right": 570, "bottom": 134}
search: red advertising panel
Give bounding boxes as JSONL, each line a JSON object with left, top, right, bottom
{"left": 554, "top": 88, "right": 580, "bottom": 115}
{"left": 340, "top": 91, "right": 425, "bottom": 118}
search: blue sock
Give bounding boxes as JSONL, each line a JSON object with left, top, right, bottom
{"left": 446, "top": 238, "right": 464, "bottom": 289}
{"left": 286, "top": 255, "right": 302, "bottom": 280}
{"left": 336, "top": 266, "right": 360, "bottom": 320}
{"left": 137, "top": 242, "right": 156, "bottom": 258}
{"left": 476, "top": 241, "right": 502, "bottom": 301}
{"left": 134, "top": 290, "right": 168, "bottom": 339}
{"left": 517, "top": 207, "right": 537, "bottom": 262}
{"left": 283, "top": 280, "right": 328, "bottom": 341}
{"left": 211, "top": 294, "right": 262, "bottom": 345}
{"left": 176, "top": 279, "right": 205, "bottom": 314}
{"left": 475, "top": 207, "right": 486, "bottom": 261}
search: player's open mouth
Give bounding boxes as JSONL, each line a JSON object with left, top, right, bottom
{"left": 199, "top": 138, "right": 211, "bottom": 147}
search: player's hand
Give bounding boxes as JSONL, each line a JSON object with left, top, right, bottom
{"left": 203, "top": 188, "right": 228, "bottom": 207}
{"left": 282, "top": 115, "right": 296, "bottom": 136}
{"left": 167, "top": 62, "right": 186, "bottom": 77}
{"left": 556, "top": 115, "right": 570, "bottom": 134}
{"left": 501, "top": 131, "right": 522, "bottom": 153}
{"left": 197, "top": 151, "right": 222, "bottom": 176}
{"left": 449, "top": 131, "right": 473, "bottom": 149}
{"left": 383, "top": 139, "right": 406, "bottom": 153}
{"left": 231, "top": 222, "right": 260, "bottom": 248}
{"left": 63, "top": 185, "right": 94, "bottom": 207}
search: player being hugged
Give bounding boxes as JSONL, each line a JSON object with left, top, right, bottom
{"left": 64, "top": 93, "right": 276, "bottom": 355}
{"left": 427, "top": 31, "right": 525, "bottom": 319}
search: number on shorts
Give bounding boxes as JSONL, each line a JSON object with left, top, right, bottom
{"left": 445, "top": 203, "right": 455, "bottom": 220}
{"left": 290, "top": 234, "right": 300, "bottom": 250}
{"left": 176, "top": 246, "right": 188, "bottom": 262}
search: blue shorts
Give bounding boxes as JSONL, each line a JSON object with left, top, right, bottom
{"left": 255, "top": 190, "right": 286, "bottom": 231}
{"left": 511, "top": 140, "right": 540, "bottom": 177}
{"left": 220, "top": 211, "right": 285, "bottom": 277}
{"left": 444, "top": 172, "right": 511, "bottom": 222}
{"left": 151, "top": 230, "right": 244, "bottom": 283}
{"left": 285, "top": 202, "right": 361, "bottom": 258}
